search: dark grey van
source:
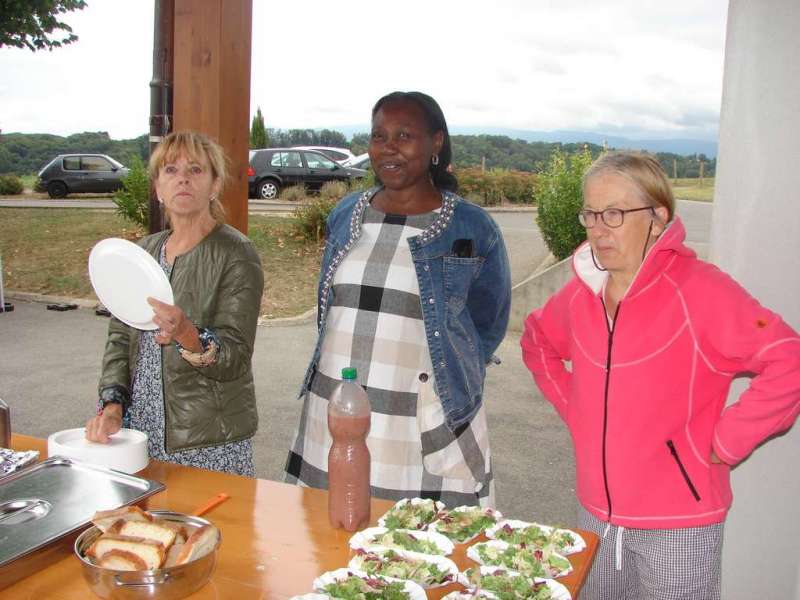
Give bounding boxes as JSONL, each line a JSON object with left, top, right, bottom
{"left": 37, "top": 154, "right": 129, "bottom": 198}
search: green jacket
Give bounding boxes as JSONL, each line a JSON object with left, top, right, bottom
{"left": 98, "top": 224, "right": 264, "bottom": 453}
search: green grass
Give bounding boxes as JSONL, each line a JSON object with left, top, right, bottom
{"left": 0, "top": 209, "right": 322, "bottom": 318}
{"left": 671, "top": 177, "right": 715, "bottom": 202}
{"left": 20, "top": 174, "right": 38, "bottom": 191}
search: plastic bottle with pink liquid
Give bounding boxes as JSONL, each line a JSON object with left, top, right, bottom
{"left": 327, "top": 367, "right": 371, "bottom": 531}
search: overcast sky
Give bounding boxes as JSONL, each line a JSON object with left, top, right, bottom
{"left": 0, "top": 1, "right": 728, "bottom": 141}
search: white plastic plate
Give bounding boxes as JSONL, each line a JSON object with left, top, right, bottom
{"left": 88, "top": 238, "right": 173, "bottom": 330}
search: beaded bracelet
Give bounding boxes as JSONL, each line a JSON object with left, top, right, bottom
{"left": 175, "top": 327, "right": 220, "bottom": 368}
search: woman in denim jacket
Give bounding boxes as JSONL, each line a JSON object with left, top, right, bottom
{"left": 285, "top": 91, "right": 511, "bottom": 506}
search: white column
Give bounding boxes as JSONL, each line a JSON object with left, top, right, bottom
{"left": 710, "top": 1, "right": 800, "bottom": 598}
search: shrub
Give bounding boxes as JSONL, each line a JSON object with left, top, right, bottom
{"left": 292, "top": 196, "right": 336, "bottom": 242}
{"left": 347, "top": 170, "right": 377, "bottom": 193}
{"left": 112, "top": 155, "right": 150, "bottom": 228}
{"left": 457, "top": 167, "right": 536, "bottom": 206}
{"left": 0, "top": 175, "right": 24, "bottom": 195}
{"left": 281, "top": 184, "right": 306, "bottom": 202}
{"left": 319, "top": 180, "right": 348, "bottom": 201}
{"left": 534, "top": 147, "right": 593, "bottom": 260}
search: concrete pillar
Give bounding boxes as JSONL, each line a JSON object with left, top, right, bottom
{"left": 710, "top": 1, "right": 800, "bottom": 598}
{"left": 172, "top": 0, "right": 252, "bottom": 234}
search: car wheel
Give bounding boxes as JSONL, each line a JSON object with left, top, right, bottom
{"left": 258, "top": 180, "right": 280, "bottom": 200}
{"left": 47, "top": 181, "right": 68, "bottom": 198}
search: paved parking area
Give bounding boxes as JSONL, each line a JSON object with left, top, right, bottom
{"left": 0, "top": 299, "right": 577, "bottom": 525}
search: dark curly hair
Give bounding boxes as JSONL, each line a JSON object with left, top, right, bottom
{"left": 371, "top": 91, "right": 458, "bottom": 192}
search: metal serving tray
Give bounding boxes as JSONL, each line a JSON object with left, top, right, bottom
{"left": 0, "top": 456, "right": 165, "bottom": 590}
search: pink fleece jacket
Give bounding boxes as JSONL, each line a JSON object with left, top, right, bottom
{"left": 521, "top": 217, "right": 800, "bottom": 529}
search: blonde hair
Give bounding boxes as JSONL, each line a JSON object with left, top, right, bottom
{"left": 583, "top": 151, "right": 675, "bottom": 222}
{"left": 149, "top": 131, "right": 228, "bottom": 224}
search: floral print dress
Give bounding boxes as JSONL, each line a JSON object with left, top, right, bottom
{"left": 127, "top": 243, "right": 254, "bottom": 477}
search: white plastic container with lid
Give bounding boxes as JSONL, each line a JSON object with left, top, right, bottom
{"left": 47, "top": 427, "right": 149, "bottom": 474}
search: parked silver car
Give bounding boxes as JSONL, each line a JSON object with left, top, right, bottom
{"left": 37, "top": 154, "right": 129, "bottom": 198}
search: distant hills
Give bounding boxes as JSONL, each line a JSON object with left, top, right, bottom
{"left": 0, "top": 128, "right": 716, "bottom": 177}
{"left": 452, "top": 127, "right": 718, "bottom": 158}
{"left": 0, "top": 132, "right": 148, "bottom": 175}
{"left": 335, "top": 124, "right": 718, "bottom": 158}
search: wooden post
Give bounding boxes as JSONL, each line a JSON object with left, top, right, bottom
{"left": 699, "top": 159, "right": 705, "bottom": 186}
{"left": 481, "top": 156, "right": 486, "bottom": 173}
{"left": 172, "top": 0, "right": 252, "bottom": 234}
{"left": 673, "top": 158, "right": 677, "bottom": 180}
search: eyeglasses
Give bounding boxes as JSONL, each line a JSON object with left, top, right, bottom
{"left": 578, "top": 206, "right": 654, "bottom": 229}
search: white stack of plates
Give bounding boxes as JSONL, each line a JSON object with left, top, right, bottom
{"left": 47, "top": 428, "right": 149, "bottom": 474}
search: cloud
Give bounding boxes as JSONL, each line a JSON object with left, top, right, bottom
{"left": 0, "top": 0, "right": 728, "bottom": 141}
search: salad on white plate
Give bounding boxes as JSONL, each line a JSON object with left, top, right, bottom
{"left": 428, "top": 505, "right": 503, "bottom": 544}
{"left": 349, "top": 526, "right": 454, "bottom": 556}
{"left": 347, "top": 547, "right": 458, "bottom": 588}
{"left": 485, "top": 520, "right": 586, "bottom": 555}
{"left": 311, "top": 567, "right": 426, "bottom": 600}
{"left": 377, "top": 497, "right": 446, "bottom": 530}
{"left": 455, "top": 565, "right": 572, "bottom": 600}
{"left": 468, "top": 540, "right": 573, "bottom": 579}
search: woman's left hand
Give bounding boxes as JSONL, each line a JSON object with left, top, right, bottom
{"left": 148, "top": 297, "right": 193, "bottom": 346}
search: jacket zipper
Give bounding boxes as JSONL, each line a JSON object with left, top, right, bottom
{"left": 667, "top": 440, "right": 702, "bottom": 501}
{"left": 599, "top": 298, "right": 621, "bottom": 522}
{"left": 161, "top": 251, "right": 178, "bottom": 453}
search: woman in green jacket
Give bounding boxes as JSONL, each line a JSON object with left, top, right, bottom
{"left": 85, "top": 131, "right": 263, "bottom": 476}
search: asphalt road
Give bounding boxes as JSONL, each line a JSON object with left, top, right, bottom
{"left": 0, "top": 300, "right": 578, "bottom": 526}
{"left": 0, "top": 196, "right": 298, "bottom": 212}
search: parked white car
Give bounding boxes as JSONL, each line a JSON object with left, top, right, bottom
{"left": 291, "top": 146, "right": 356, "bottom": 165}
{"left": 342, "top": 153, "right": 371, "bottom": 170}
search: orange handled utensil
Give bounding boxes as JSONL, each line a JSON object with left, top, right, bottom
{"left": 191, "top": 492, "right": 230, "bottom": 517}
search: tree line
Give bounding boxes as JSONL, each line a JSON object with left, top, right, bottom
{"left": 0, "top": 129, "right": 715, "bottom": 179}
{"left": 0, "top": 131, "right": 148, "bottom": 175}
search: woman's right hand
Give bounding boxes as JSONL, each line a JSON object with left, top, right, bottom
{"left": 85, "top": 403, "right": 123, "bottom": 443}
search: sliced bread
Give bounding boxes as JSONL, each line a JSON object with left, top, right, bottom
{"left": 160, "top": 520, "right": 190, "bottom": 545}
{"left": 113, "top": 519, "right": 177, "bottom": 550}
{"left": 163, "top": 539, "right": 185, "bottom": 568}
{"left": 87, "top": 534, "right": 165, "bottom": 570}
{"left": 174, "top": 525, "right": 220, "bottom": 566}
{"left": 92, "top": 506, "right": 152, "bottom": 532}
{"left": 96, "top": 549, "right": 149, "bottom": 571}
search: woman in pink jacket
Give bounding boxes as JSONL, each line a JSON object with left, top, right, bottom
{"left": 521, "top": 152, "right": 800, "bottom": 599}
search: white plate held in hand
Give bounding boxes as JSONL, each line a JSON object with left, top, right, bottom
{"left": 88, "top": 238, "right": 173, "bottom": 330}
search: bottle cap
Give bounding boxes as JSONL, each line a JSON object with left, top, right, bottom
{"left": 341, "top": 367, "right": 357, "bottom": 380}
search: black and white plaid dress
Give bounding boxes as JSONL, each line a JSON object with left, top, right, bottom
{"left": 286, "top": 204, "right": 495, "bottom": 507}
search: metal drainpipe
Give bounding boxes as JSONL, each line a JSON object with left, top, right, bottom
{"left": 148, "top": 0, "right": 174, "bottom": 234}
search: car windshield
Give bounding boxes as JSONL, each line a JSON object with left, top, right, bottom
{"left": 107, "top": 157, "right": 125, "bottom": 169}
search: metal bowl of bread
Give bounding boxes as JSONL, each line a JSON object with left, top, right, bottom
{"left": 74, "top": 506, "right": 221, "bottom": 599}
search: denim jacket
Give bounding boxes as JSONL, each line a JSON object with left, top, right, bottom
{"left": 300, "top": 188, "right": 511, "bottom": 430}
